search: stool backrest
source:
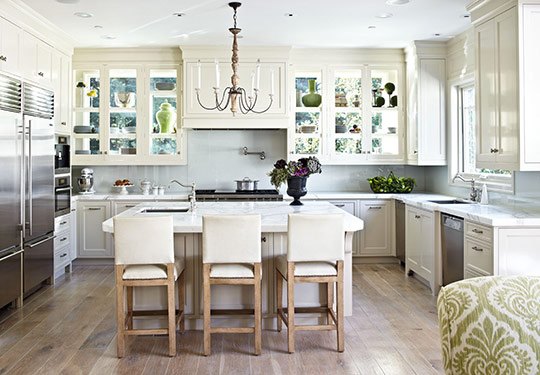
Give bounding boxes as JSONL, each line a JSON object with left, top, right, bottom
{"left": 114, "top": 216, "right": 174, "bottom": 265}
{"left": 202, "top": 214, "right": 261, "bottom": 264}
{"left": 287, "top": 213, "right": 345, "bottom": 262}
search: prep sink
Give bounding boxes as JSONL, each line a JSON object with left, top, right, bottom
{"left": 141, "top": 208, "right": 190, "bottom": 213}
{"left": 428, "top": 199, "right": 473, "bottom": 205}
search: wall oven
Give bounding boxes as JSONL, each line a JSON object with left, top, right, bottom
{"left": 55, "top": 175, "right": 71, "bottom": 217}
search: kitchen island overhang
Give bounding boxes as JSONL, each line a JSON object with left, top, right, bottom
{"left": 103, "top": 201, "right": 363, "bottom": 329}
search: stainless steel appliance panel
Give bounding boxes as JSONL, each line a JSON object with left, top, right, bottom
{"left": 54, "top": 175, "right": 71, "bottom": 217}
{"left": 395, "top": 200, "right": 405, "bottom": 264}
{"left": 23, "top": 234, "right": 53, "bottom": 293}
{"left": 0, "top": 109, "right": 22, "bottom": 253}
{"left": 0, "top": 249, "right": 22, "bottom": 308}
{"left": 23, "top": 115, "right": 54, "bottom": 241}
{"left": 441, "top": 213, "right": 464, "bottom": 286}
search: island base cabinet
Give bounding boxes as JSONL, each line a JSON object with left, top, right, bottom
{"left": 496, "top": 228, "right": 540, "bottom": 276}
{"left": 405, "top": 205, "right": 436, "bottom": 294}
{"left": 77, "top": 201, "right": 113, "bottom": 258}
{"left": 358, "top": 200, "right": 395, "bottom": 257}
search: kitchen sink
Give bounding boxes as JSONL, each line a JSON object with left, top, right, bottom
{"left": 428, "top": 199, "right": 473, "bottom": 205}
{"left": 141, "top": 208, "right": 190, "bottom": 213}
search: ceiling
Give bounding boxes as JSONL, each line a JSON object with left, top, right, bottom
{"left": 21, "top": 0, "right": 472, "bottom": 48}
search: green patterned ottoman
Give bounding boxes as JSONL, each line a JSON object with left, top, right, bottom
{"left": 437, "top": 276, "right": 540, "bottom": 375}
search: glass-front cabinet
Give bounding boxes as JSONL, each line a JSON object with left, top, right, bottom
{"left": 289, "top": 64, "right": 404, "bottom": 164}
{"left": 72, "top": 64, "right": 184, "bottom": 165}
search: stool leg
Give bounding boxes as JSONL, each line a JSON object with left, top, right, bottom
{"left": 327, "top": 281, "right": 334, "bottom": 326}
{"left": 254, "top": 263, "right": 262, "bottom": 355}
{"left": 178, "top": 270, "right": 185, "bottom": 333}
{"left": 336, "top": 261, "right": 344, "bottom": 353}
{"left": 276, "top": 269, "right": 283, "bottom": 332}
{"left": 115, "top": 266, "right": 126, "bottom": 358}
{"left": 127, "top": 286, "right": 133, "bottom": 330}
{"left": 287, "top": 262, "right": 295, "bottom": 354}
{"left": 203, "top": 264, "right": 212, "bottom": 356}
{"left": 167, "top": 264, "right": 176, "bottom": 357}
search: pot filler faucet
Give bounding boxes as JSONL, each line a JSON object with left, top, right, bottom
{"left": 169, "top": 180, "right": 196, "bottom": 211}
{"left": 452, "top": 174, "right": 481, "bottom": 202}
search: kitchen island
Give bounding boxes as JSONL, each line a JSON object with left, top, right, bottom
{"left": 102, "top": 201, "right": 364, "bottom": 329}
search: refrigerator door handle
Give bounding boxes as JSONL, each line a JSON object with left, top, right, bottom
{"left": 0, "top": 249, "right": 24, "bottom": 261}
{"left": 27, "top": 235, "right": 55, "bottom": 248}
{"left": 27, "top": 119, "right": 32, "bottom": 237}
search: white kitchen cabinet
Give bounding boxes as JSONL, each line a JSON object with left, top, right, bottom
{"left": 496, "top": 228, "right": 540, "bottom": 276}
{"left": 464, "top": 220, "right": 493, "bottom": 278}
{"left": 0, "top": 17, "right": 21, "bottom": 75}
{"left": 358, "top": 200, "right": 395, "bottom": 256}
{"left": 405, "top": 205, "right": 435, "bottom": 292}
{"left": 77, "top": 201, "right": 113, "bottom": 258}
{"left": 405, "top": 42, "right": 446, "bottom": 166}
{"left": 112, "top": 201, "right": 144, "bottom": 215}
{"left": 70, "top": 205, "right": 77, "bottom": 262}
{"left": 52, "top": 52, "right": 71, "bottom": 134}
{"left": 328, "top": 200, "right": 359, "bottom": 255}
{"left": 19, "top": 31, "right": 53, "bottom": 88}
{"left": 54, "top": 213, "right": 73, "bottom": 279}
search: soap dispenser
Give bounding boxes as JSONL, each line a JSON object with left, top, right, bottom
{"left": 480, "top": 184, "right": 489, "bottom": 205}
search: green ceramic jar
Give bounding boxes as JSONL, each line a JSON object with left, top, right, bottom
{"left": 301, "top": 79, "right": 322, "bottom": 107}
{"left": 155, "top": 100, "right": 176, "bottom": 134}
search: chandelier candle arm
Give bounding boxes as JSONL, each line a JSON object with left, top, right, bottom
{"left": 196, "top": 60, "right": 201, "bottom": 90}
{"left": 214, "top": 60, "right": 220, "bottom": 89}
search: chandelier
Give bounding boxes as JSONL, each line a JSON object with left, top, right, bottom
{"left": 195, "top": 2, "right": 274, "bottom": 116}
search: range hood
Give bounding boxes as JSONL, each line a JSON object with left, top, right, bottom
{"left": 183, "top": 117, "right": 289, "bottom": 130}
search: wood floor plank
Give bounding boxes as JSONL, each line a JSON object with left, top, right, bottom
{"left": 0, "top": 263, "right": 444, "bottom": 375}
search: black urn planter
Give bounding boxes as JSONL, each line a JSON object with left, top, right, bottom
{"left": 286, "top": 176, "right": 307, "bottom": 206}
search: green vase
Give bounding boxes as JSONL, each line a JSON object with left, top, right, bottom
{"left": 301, "top": 79, "right": 322, "bottom": 107}
{"left": 155, "top": 100, "right": 176, "bottom": 134}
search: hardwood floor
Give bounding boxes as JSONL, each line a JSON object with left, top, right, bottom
{"left": 0, "top": 264, "right": 443, "bottom": 374}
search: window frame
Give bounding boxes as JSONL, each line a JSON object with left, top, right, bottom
{"left": 448, "top": 76, "right": 514, "bottom": 193}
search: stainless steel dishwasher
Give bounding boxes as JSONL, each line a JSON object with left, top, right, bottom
{"left": 441, "top": 213, "right": 464, "bottom": 285}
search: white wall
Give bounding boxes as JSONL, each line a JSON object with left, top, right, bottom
{"left": 73, "top": 129, "right": 426, "bottom": 194}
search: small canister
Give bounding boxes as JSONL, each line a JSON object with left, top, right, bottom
{"left": 158, "top": 186, "right": 165, "bottom": 195}
{"left": 152, "top": 185, "right": 159, "bottom": 195}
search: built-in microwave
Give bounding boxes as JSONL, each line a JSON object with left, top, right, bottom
{"left": 55, "top": 175, "right": 71, "bottom": 217}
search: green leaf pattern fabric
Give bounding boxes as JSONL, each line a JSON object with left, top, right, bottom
{"left": 437, "top": 276, "right": 540, "bottom": 375}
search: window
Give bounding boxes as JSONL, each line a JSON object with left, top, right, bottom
{"left": 453, "top": 83, "right": 513, "bottom": 191}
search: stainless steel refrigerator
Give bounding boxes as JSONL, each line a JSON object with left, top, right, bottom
{"left": 0, "top": 73, "right": 55, "bottom": 307}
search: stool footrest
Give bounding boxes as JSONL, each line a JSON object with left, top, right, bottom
{"left": 210, "top": 327, "right": 255, "bottom": 334}
{"left": 125, "top": 328, "right": 168, "bottom": 336}
{"left": 211, "top": 308, "right": 255, "bottom": 316}
{"left": 295, "top": 324, "right": 336, "bottom": 332}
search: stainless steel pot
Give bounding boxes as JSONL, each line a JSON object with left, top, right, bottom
{"left": 235, "top": 177, "right": 259, "bottom": 191}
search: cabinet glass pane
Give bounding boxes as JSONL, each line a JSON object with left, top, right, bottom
{"left": 371, "top": 69, "right": 398, "bottom": 109}
{"left": 151, "top": 138, "right": 177, "bottom": 155}
{"left": 109, "top": 138, "right": 136, "bottom": 155}
{"left": 151, "top": 97, "right": 177, "bottom": 134}
{"left": 295, "top": 112, "right": 320, "bottom": 134}
{"left": 74, "top": 69, "right": 100, "bottom": 109}
{"left": 335, "top": 112, "right": 362, "bottom": 134}
{"left": 150, "top": 69, "right": 178, "bottom": 134}
{"left": 110, "top": 69, "right": 137, "bottom": 108}
{"left": 73, "top": 112, "right": 100, "bottom": 132}
{"left": 74, "top": 137, "right": 100, "bottom": 155}
{"left": 110, "top": 112, "right": 136, "bottom": 134}
{"left": 295, "top": 75, "right": 321, "bottom": 108}
{"left": 335, "top": 71, "right": 362, "bottom": 108}
{"left": 294, "top": 138, "right": 320, "bottom": 154}
{"left": 335, "top": 138, "right": 362, "bottom": 154}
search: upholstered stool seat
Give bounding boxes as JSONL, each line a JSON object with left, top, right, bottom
{"left": 114, "top": 216, "right": 185, "bottom": 358}
{"left": 437, "top": 276, "right": 540, "bottom": 375}
{"left": 276, "top": 213, "right": 346, "bottom": 353}
{"left": 202, "top": 214, "right": 263, "bottom": 356}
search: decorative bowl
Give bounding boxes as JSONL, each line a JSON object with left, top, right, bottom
{"left": 155, "top": 82, "right": 176, "bottom": 91}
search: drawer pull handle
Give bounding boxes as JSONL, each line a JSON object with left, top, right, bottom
{"left": 38, "top": 72, "right": 44, "bottom": 77}
{"left": 472, "top": 228, "right": 484, "bottom": 234}
{"left": 60, "top": 221, "right": 67, "bottom": 225}
{"left": 261, "top": 236, "right": 266, "bottom": 242}
{"left": 124, "top": 205, "right": 136, "bottom": 208}
{"left": 60, "top": 253, "right": 67, "bottom": 258}
{"left": 415, "top": 215, "right": 421, "bottom": 219}
{"left": 369, "top": 206, "right": 382, "bottom": 210}
{"left": 59, "top": 237, "right": 67, "bottom": 242}
{"left": 87, "top": 207, "right": 102, "bottom": 211}
{"left": 334, "top": 204, "right": 345, "bottom": 208}
{"left": 472, "top": 246, "right": 483, "bottom": 252}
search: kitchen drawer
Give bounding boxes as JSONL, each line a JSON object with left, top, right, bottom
{"left": 54, "top": 230, "right": 71, "bottom": 250}
{"left": 329, "top": 201, "right": 356, "bottom": 216}
{"left": 464, "top": 237, "right": 493, "bottom": 276}
{"left": 54, "top": 214, "right": 71, "bottom": 233}
{"left": 465, "top": 221, "right": 492, "bottom": 244}
{"left": 54, "top": 244, "right": 70, "bottom": 269}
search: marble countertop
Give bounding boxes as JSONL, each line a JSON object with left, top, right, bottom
{"left": 102, "top": 201, "right": 364, "bottom": 234}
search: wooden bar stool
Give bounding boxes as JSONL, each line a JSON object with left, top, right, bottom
{"left": 276, "top": 213, "right": 345, "bottom": 353}
{"left": 202, "top": 214, "right": 262, "bottom": 356}
{"left": 113, "top": 216, "right": 185, "bottom": 358}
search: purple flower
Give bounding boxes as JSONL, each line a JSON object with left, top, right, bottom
{"left": 274, "top": 159, "right": 287, "bottom": 169}
{"left": 293, "top": 167, "right": 309, "bottom": 177}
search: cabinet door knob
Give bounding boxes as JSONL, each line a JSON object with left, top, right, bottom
{"left": 413, "top": 150, "right": 418, "bottom": 154}
{"left": 261, "top": 236, "right": 266, "bottom": 242}
{"left": 415, "top": 215, "right": 421, "bottom": 219}
{"left": 38, "top": 72, "right": 44, "bottom": 77}
{"left": 61, "top": 122, "right": 66, "bottom": 126}
{"left": 490, "top": 148, "right": 499, "bottom": 153}
{"left": 0, "top": 55, "right": 7, "bottom": 62}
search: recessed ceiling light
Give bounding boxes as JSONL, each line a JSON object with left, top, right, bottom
{"left": 463, "top": 14, "right": 471, "bottom": 18}
{"left": 56, "top": 0, "right": 80, "bottom": 3}
{"left": 368, "top": 25, "right": 377, "bottom": 29}
{"left": 173, "top": 12, "right": 185, "bottom": 17}
{"left": 434, "top": 33, "right": 441, "bottom": 37}
{"left": 74, "top": 12, "right": 93, "bottom": 18}
{"left": 386, "top": 0, "right": 410, "bottom": 5}
{"left": 101, "top": 35, "right": 116, "bottom": 40}
{"left": 94, "top": 25, "right": 103, "bottom": 29}
{"left": 376, "top": 12, "right": 393, "bottom": 19}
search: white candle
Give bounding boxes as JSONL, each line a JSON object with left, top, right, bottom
{"left": 214, "top": 60, "right": 220, "bottom": 88}
{"left": 270, "top": 69, "right": 275, "bottom": 96}
{"left": 196, "top": 60, "right": 201, "bottom": 90}
{"left": 250, "top": 71, "right": 255, "bottom": 97}
{"left": 255, "top": 59, "right": 261, "bottom": 90}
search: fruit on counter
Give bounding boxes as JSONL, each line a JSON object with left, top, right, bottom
{"left": 114, "top": 179, "right": 132, "bottom": 186}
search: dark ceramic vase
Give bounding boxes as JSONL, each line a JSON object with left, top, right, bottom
{"left": 287, "top": 176, "right": 307, "bottom": 206}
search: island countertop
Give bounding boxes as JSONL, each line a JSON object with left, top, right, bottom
{"left": 102, "top": 201, "right": 364, "bottom": 234}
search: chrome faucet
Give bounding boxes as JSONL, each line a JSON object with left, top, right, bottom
{"left": 452, "top": 174, "right": 481, "bottom": 202}
{"left": 169, "top": 180, "right": 196, "bottom": 211}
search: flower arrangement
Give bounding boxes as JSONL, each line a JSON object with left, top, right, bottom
{"left": 268, "top": 156, "right": 322, "bottom": 189}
